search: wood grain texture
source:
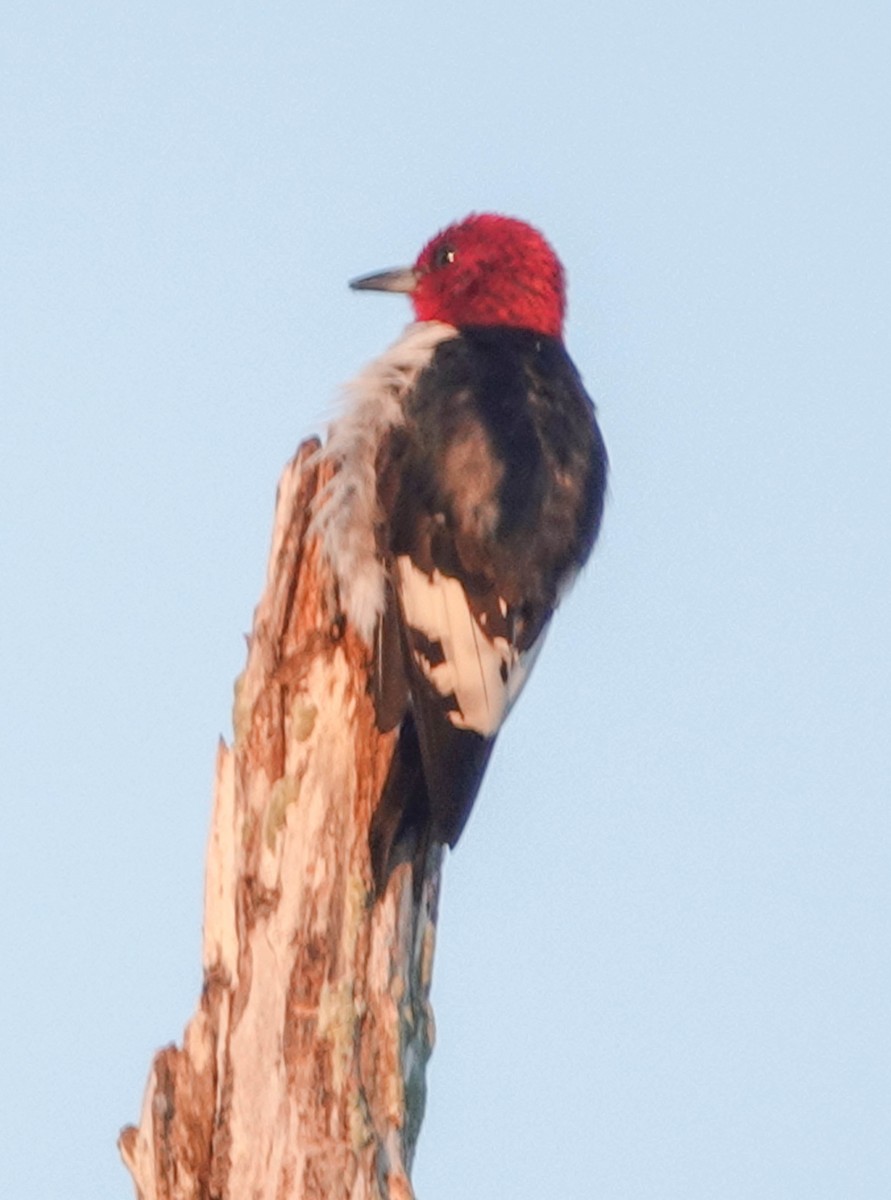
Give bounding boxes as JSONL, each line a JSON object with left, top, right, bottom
{"left": 120, "top": 440, "right": 441, "bottom": 1200}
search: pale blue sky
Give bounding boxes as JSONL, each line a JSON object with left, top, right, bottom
{"left": 2, "top": 3, "right": 889, "bottom": 1198}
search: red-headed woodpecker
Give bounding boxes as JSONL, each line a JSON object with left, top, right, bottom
{"left": 314, "top": 214, "right": 608, "bottom": 893}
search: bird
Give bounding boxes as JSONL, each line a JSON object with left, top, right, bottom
{"left": 313, "top": 213, "right": 608, "bottom": 895}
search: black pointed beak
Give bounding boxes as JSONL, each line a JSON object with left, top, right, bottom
{"left": 349, "top": 266, "right": 419, "bottom": 294}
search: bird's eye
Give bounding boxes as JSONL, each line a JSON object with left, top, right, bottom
{"left": 433, "top": 244, "right": 456, "bottom": 269}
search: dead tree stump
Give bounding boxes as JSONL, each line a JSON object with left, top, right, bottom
{"left": 119, "top": 440, "right": 441, "bottom": 1200}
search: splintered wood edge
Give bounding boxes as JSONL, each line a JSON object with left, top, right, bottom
{"left": 120, "top": 439, "right": 442, "bottom": 1200}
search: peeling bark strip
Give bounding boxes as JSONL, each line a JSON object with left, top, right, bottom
{"left": 120, "top": 440, "right": 441, "bottom": 1200}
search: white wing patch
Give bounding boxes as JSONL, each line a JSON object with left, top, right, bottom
{"left": 312, "top": 320, "right": 456, "bottom": 643}
{"left": 395, "top": 557, "right": 544, "bottom": 737}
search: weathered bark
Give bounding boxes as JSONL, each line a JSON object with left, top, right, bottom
{"left": 120, "top": 440, "right": 441, "bottom": 1200}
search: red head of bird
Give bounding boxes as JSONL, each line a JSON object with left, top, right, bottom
{"left": 350, "top": 213, "right": 567, "bottom": 339}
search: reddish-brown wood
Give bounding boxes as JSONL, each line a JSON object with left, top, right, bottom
{"left": 120, "top": 441, "right": 441, "bottom": 1200}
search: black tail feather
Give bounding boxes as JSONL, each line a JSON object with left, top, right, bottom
{"left": 370, "top": 713, "right": 432, "bottom": 898}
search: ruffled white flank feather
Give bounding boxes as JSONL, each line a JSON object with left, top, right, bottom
{"left": 312, "top": 321, "right": 456, "bottom": 642}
